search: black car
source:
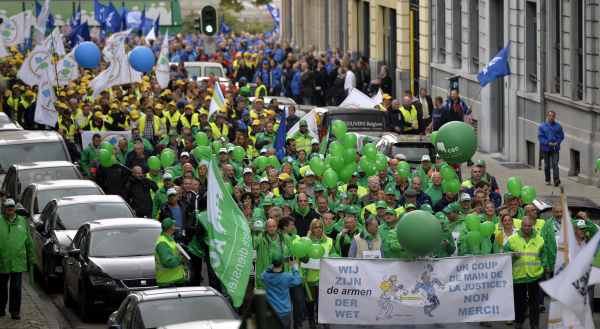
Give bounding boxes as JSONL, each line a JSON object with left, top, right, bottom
{"left": 31, "top": 195, "right": 134, "bottom": 287}
{"left": 319, "top": 107, "right": 389, "bottom": 140}
{"left": 63, "top": 218, "right": 161, "bottom": 321}
{"left": 107, "top": 287, "right": 238, "bottom": 329}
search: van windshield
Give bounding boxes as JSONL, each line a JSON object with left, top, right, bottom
{"left": 0, "top": 142, "right": 68, "bottom": 171}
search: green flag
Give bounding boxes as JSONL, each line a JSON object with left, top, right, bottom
{"left": 207, "top": 159, "right": 253, "bottom": 307}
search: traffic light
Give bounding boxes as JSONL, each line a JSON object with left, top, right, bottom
{"left": 201, "top": 5, "right": 217, "bottom": 36}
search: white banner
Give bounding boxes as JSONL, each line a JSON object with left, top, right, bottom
{"left": 81, "top": 131, "right": 131, "bottom": 148}
{"left": 318, "top": 254, "right": 514, "bottom": 325}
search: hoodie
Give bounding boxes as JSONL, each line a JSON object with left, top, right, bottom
{"left": 260, "top": 265, "right": 302, "bottom": 317}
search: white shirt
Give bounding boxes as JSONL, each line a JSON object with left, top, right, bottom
{"left": 344, "top": 70, "right": 356, "bottom": 91}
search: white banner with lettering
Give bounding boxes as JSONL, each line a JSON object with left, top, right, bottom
{"left": 318, "top": 254, "right": 514, "bottom": 325}
{"left": 81, "top": 131, "right": 131, "bottom": 149}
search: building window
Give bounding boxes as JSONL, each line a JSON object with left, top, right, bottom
{"left": 469, "top": 0, "right": 479, "bottom": 73}
{"left": 436, "top": 0, "right": 446, "bottom": 63}
{"left": 452, "top": 0, "right": 462, "bottom": 68}
{"left": 525, "top": 1, "right": 538, "bottom": 92}
{"left": 552, "top": 0, "right": 561, "bottom": 93}
{"left": 575, "top": 1, "right": 584, "bottom": 100}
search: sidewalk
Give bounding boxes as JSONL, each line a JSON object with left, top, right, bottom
{"left": 0, "top": 277, "right": 69, "bottom": 329}
{"left": 472, "top": 152, "right": 600, "bottom": 204}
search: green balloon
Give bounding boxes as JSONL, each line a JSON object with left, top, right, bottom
{"left": 342, "top": 133, "right": 357, "bottom": 148}
{"left": 440, "top": 165, "right": 457, "bottom": 180}
{"left": 255, "top": 156, "right": 269, "bottom": 172}
{"left": 195, "top": 132, "right": 209, "bottom": 146}
{"left": 329, "top": 141, "right": 344, "bottom": 157}
{"left": 395, "top": 210, "right": 443, "bottom": 256}
{"left": 308, "top": 244, "right": 325, "bottom": 259}
{"left": 441, "top": 179, "right": 460, "bottom": 194}
{"left": 99, "top": 149, "right": 113, "bottom": 168}
{"left": 430, "top": 131, "right": 438, "bottom": 146}
{"left": 211, "top": 140, "right": 222, "bottom": 154}
{"left": 506, "top": 177, "right": 523, "bottom": 197}
{"left": 323, "top": 168, "right": 339, "bottom": 188}
{"left": 160, "top": 149, "right": 176, "bottom": 167}
{"left": 339, "top": 163, "right": 357, "bottom": 183}
{"left": 329, "top": 155, "right": 345, "bottom": 172}
{"left": 291, "top": 239, "right": 306, "bottom": 258}
{"left": 596, "top": 158, "right": 600, "bottom": 171}
{"left": 397, "top": 161, "right": 410, "bottom": 173}
{"left": 436, "top": 121, "right": 477, "bottom": 164}
{"left": 268, "top": 155, "right": 280, "bottom": 168}
{"left": 100, "top": 142, "right": 114, "bottom": 153}
{"left": 480, "top": 221, "right": 495, "bottom": 237}
{"left": 332, "top": 120, "right": 348, "bottom": 139}
{"left": 520, "top": 185, "right": 537, "bottom": 204}
{"left": 465, "top": 214, "right": 481, "bottom": 232}
{"left": 147, "top": 156, "right": 161, "bottom": 170}
{"left": 375, "top": 153, "right": 388, "bottom": 171}
{"left": 309, "top": 157, "right": 326, "bottom": 176}
{"left": 232, "top": 146, "right": 246, "bottom": 162}
{"left": 361, "top": 143, "right": 377, "bottom": 160}
{"left": 359, "top": 157, "right": 377, "bottom": 176}
{"left": 466, "top": 231, "right": 482, "bottom": 254}
{"left": 192, "top": 146, "right": 211, "bottom": 162}
{"left": 342, "top": 147, "right": 357, "bottom": 164}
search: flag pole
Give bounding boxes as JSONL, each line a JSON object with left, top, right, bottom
{"left": 559, "top": 186, "right": 569, "bottom": 265}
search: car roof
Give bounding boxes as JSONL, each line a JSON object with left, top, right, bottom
{"left": 0, "top": 130, "right": 62, "bottom": 145}
{"left": 323, "top": 107, "right": 382, "bottom": 115}
{"left": 379, "top": 133, "right": 433, "bottom": 144}
{"left": 134, "top": 287, "right": 222, "bottom": 302}
{"left": 159, "top": 320, "right": 241, "bottom": 329}
{"left": 87, "top": 218, "right": 160, "bottom": 232}
{"left": 29, "top": 179, "right": 101, "bottom": 191}
{"left": 183, "top": 62, "right": 224, "bottom": 68}
{"left": 56, "top": 194, "right": 126, "bottom": 207}
{"left": 0, "top": 113, "right": 22, "bottom": 131}
{"left": 12, "top": 161, "right": 76, "bottom": 170}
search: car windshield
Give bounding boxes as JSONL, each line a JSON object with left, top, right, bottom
{"left": 0, "top": 142, "right": 68, "bottom": 170}
{"left": 139, "top": 296, "right": 236, "bottom": 328}
{"left": 205, "top": 66, "right": 223, "bottom": 77}
{"left": 89, "top": 228, "right": 160, "bottom": 257}
{"left": 55, "top": 203, "right": 133, "bottom": 230}
{"left": 185, "top": 66, "right": 202, "bottom": 78}
{"left": 391, "top": 145, "right": 432, "bottom": 163}
{"left": 35, "top": 187, "right": 102, "bottom": 214}
{"left": 327, "top": 113, "right": 386, "bottom": 132}
{"left": 18, "top": 167, "right": 79, "bottom": 192}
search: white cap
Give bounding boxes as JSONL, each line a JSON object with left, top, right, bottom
{"left": 304, "top": 170, "right": 315, "bottom": 177}
{"left": 459, "top": 193, "right": 472, "bottom": 202}
{"left": 260, "top": 147, "right": 268, "bottom": 154}
{"left": 219, "top": 148, "right": 228, "bottom": 154}
{"left": 3, "top": 198, "right": 15, "bottom": 207}
{"left": 259, "top": 177, "right": 269, "bottom": 183}
{"left": 394, "top": 153, "right": 407, "bottom": 161}
{"left": 421, "top": 154, "right": 431, "bottom": 162}
{"left": 162, "top": 173, "right": 173, "bottom": 180}
{"left": 243, "top": 168, "right": 253, "bottom": 175}
{"left": 311, "top": 138, "right": 319, "bottom": 144}
{"left": 180, "top": 151, "right": 190, "bottom": 158}
{"left": 166, "top": 188, "right": 177, "bottom": 197}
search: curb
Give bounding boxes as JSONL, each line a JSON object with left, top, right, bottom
{"left": 23, "top": 280, "right": 71, "bottom": 329}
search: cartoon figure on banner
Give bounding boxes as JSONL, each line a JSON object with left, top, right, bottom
{"left": 376, "top": 275, "right": 410, "bottom": 321}
{"left": 411, "top": 264, "right": 445, "bottom": 317}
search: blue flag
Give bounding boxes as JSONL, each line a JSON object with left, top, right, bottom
{"left": 104, "top": 2, "right": 122, "bottom": 33}
{"left": 35, "top": 0, "right": 42, "bottom": 16}
{"left": 137, "top": 6, "right": 146, "bottom": 35}
{"left": 274, "top": 112, "right": 287, "bottom": 160}
{"left": 69, "top": 22, "right": 90, "bottom": 46}
{"left": 220, "top": 19, "right": 231, "bottom": 34}
{"left": 266, "top": 4, "right": 280, "bottom": 34}
{"left": 46, "top": 13, "right": 55, "bottom": 31}
{"left": 120, "top": 6, "right": 128, "bottom": 32}
{"left": 71, "top": 2, "right": 82, "bottom": 28}
{"left": 94, "top": 0, "right": 108, "bottom": 22}
{"left": 477, "top": 42, "right": 511, "bottom": 87}
{"left": 150, "top": 15, "right": 160, "bottom": 36}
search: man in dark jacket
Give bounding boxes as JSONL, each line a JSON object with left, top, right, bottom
{"left": 292, "top": 193, "right": 319, "bottom": 237}
{"left": 126, "top": 141, "right": 151, "bottom": 172}
{"left": 124, "top": 166, "right": 158, "bottom": 218}
{"left": 439, "top": 89, "right": 469, "bottom": 127}
{"left": 300, "top": 62, "right": 315, "bottom": 105}
{"left": 158, "top": 188, "right": 195, "bottom": 243}
{"left": 95, "top": 161, "right": 129, "bottom": 197}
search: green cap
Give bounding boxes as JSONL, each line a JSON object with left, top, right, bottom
{"left": 476, "top": 159, "right": 486, "bottom": 167}
{"left": 574, "top": 219, "right": 587, "bottom": 229}
{"left": 346, "top": 205, "right": 360, "bottom": 215}
{"left": 384, "top": 186, "right": 397, "bottom": 195}
{"left": 376, "top": 200, "right": 388, "bottom": 209}
{"left": 335, "top": 204, "right": 347, "bottom": 213}
{"left": 273, "top": 197, "right": 285, "bottom": 207}
{"left": 405, "top": 203, "right": 417, "bottom": 210}
{"left": 299, "top": 120, "right": 308, "bottom": 126}
{"left": 314, "top": 183, "right": 325, "bottom": 192}
{"left": 384, "top": 207, "right": 396, "bottom": 215}
{"left": 161, "top": 218, "right": 176, "bottom": 231}
{"left": 420, "top": 204, "right": 433, "bottom": 213}
{"left": 262, "top": 197, "right": 274, "bottom": 206}
{"left": 443, "top": 202, "right": 461, "bottom": 214}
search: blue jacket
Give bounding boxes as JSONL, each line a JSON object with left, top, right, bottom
{"left": 270, "top": 66, "right": 283, "bottom": 91}
{"left": 291, "top": 70, "right": 302, "bottom": 97}
{"left": 254, "top": 69, "right": 271, "bottom": 89}
{"left": 538, "top": 121, "right": 564, "bottom": 152}
{"left": 261, "top": 266, "right": 302, "bottom": 317}
{"left": 274, "top": 48, "right": 285, "bottom": 64}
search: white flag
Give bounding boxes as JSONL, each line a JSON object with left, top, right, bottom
{"left": 90, "top": 48, "right": 141, "bottom": 98}
{"left": 145, "top": 27, "right": 157, "bottom": 44}
{"left": 286, "top": 107, "right": 320, "bottom": 139}
{"left": 208, "top": 81, "right": 225, "bottom": 117}
{"left": 371, "top": 88, "right": 383, "bottom": 104}
{"left": 34, "top": 79, "right": 58, "bottom": 127}
{"left": 541, "top": 231, "right": 600, "bottom": 321}
{"left": 0, "top": 32, "right": 8, "bottom": 58}
{"left": 55, "top": 49, "right": 80, "bottom": 86}
{"left": 17, "top": 43, "right": 56, "bottom": 87}
{"left": 339, "top": 88, "right": 381, "bottom": 109}
{"left": 102, "top": 29, "right": 131, "bottom": 62}
{"left": 33, "top": 0, "right": 51, "bottom": 43}
{"left": 1, "top": 11, "right": 33, "bottom": 46}
{"left": 43, "top": 28, "right": 66, "bottom": 56}
{"left": 155, "top": 31, "right": 170, "bottom": 89}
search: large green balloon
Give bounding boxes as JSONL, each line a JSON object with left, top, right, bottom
{"left": 192, "top": 146, "right": 211, "bottom": 162}
{"left": 480, "top": 221, "right": 495, "bottom": 237}
{"left": 211, "top": 140, "right": 222, "bottom": 154}
{"left": 329, "top": 155, "right": 345, "bottom": 172}
{"left": 323, "top": 168, "right": 339, "bottom": 188}
{"left": 339, "top": 163, "right": 357, "bottom": 183}
{"left": 232, "top": 146, "right": 246, "bottom": 162}
{"left": 342, "top": 133, "right": 357, "bottom": 148}
{"left": 291, "top": 239, "right": 308, "bottom": 258}
{"left": 395, "top": 210, "right": 443, "bottom": 256}
{"left": 359, "top": 157, "right": 377, "bottom": 176}
{"left": 100, "top": 142, "right": 114, "bottom": 153}
{"left": 195, "top": 132, "right": 209, "bottom": 146}
{"left": 309, "top": 157, "right": 326, "bottom": 176}
{"left": 506, "top": 177, "right": 523, "bottom": 197}
{"left": 430, "top": 131, "right": 438, "bottom": 146}
{"left": 375, "top": 153, "right": 388, "bottom": 171}
{"left": 466, "top": 231, "right": 482, "bottom": 254}
{"left": 268, "top": 155, "right": 280, "bottom": 168}
{"left": 397, "top": 161, "right": 410, "bottom": 173}
{"left": 329, "top": 141, "right": 344, "bottom": 157}
{"left": 160, "top": 149, "right": 176, "bottom": 167}
{"left": 441, "top": 179, "right": 460, "bottom": 193}
{"left": 99, "top": 149, "right": 113, "bottom": 168}
{"left": 362, "top": 143, "right": 377, "bottom": 160}
{"left": 436, "top": 121, "right": 477, "bottom": 164}
{"left": 440, "top": 165, "right": 457, "bottom": 180}
{"left": 465, "top": 214, "right": 481, "bottom": 232}
{"left": 520, "top": 185, "right": 537, "bottom": 204}
{"left": 308, "top": 244, "right": 325, "bottom": 259}
{"left": 147, "top": 156, "right": 161, "bottom": 170}
{"left": 255, "top": 156, "right": 269, "bottom": 172}
{"left": 343, "top": 148, "right": 357, "bottom": 164}
{"left": 332, "top": 120, "right": 348, "bottom": 139}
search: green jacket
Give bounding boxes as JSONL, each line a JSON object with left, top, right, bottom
{"left": 431, "top": 221, "right": 456, "bottom": 258}
{"left": 80, "top": 144, "right": 99, "bottom": 176}
{"left": 0, "top": 215, "right": 35, "bottom": 273}
{"left": 253, "top": 232, "right": 290, "bottom": 288}
{"left": 381, "top": 228, "right": 413, "bottom": 260}
{"left": 540, "top": 217, "right": 559, "bottom": 271}
{"left": 153, "top": 187, "right": 169, "bottom": 218}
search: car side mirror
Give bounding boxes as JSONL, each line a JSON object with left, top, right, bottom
{"left": 68, "top": 249, "right": 80, "bottom": 258}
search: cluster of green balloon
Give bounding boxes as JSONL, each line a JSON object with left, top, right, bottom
{"left": 232, "top": 146, "right": 246, "bottom": 162}
{"left": 465, "top": 213, "right": 495, "bottom": 254}
{"left": 147, "top": 156, "right": 161, "bottom": 170}
{"left": 291, "top": 237, "right": 317, "bottom": 258}
{"left": 436, "top": 121, "right": 477, "bottom": 164}
{"left": 98, "top": 149, "right": 113, "bottom": 168}
{"left": 331, "top": 120, "right": 348, "bottom": 139}
{"left": 396, "top": 161, "right": 411, "bottom": 178}
{"left": 211, "top": 140, "right": 222, "bottom": 154}
{"left": 597, "top": 159, "right": 600, "bottom": 172}
{"left": 194, "top": 132, "right": 209, "bottom": 146}
{"left": 322, "top": 168, "right": 338, "bottom": 188}
{"left": 326, "top": 136, "right": 359, "bottom": 184}
{"left": 191, "top": 146, "right": 211, "bottom": 162}
{"left": 395, "top": 210, "right": 443, "bottom": 256}
{"left": 253, "top": 155, "right": 280, "bottom": 172}
{"left": 160, "top": 149, "right": 176, "bottom": 167}
{"left": 506, "top": 177, "right": 523, "bottom": 197}
{"left": 520, "top": 185, "right": 537, "bottom": 204}
{"left": 439, "top": 163, "right": 460, "bottom": 193}
{"left": 358, "top": 143, "right": 386, "bottom": 177}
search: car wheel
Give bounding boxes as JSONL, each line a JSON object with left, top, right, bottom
{"left": 63, "top": 277, "right": 75, "bottom": 309}
{"left": 78, "top": 283, "right": 93, "bottom": 322}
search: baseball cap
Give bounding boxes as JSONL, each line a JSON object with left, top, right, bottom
{"left": 162, "top": 173, "right": 173, "bottom": 180}
{"left": 313, "top": 184, "right": 325, "bottom": 192}
{"left": 346, "top": 205, "right": 360, "bottom": 215}
{"left": 278, "top": 173, "right": 291, "bottom": 181}
{"left": 161, "top": 218, "right": 176, "bottom": 231}
{"left": 574, "top": 219, "right": 587, "bottom": 229}
{"left": 405, "top": 203, "right": 417, "bottom": 210}
{"left": 394, "top": 154, "right": 407, "bottom": 161}
{"left": 243, "top": 168, "right": 253, "bottom": 175}
{"left": 3, "top": 198, "right": 16, "bottom": 207}
{"left": 260, "top": 148, "right": 268, "bottom": 154}
{"left": 459, "top": 193, "right": 472, "bottom": 202}
{"left": 476, "top": 160, "right": 486, "bottom": 167}
{"left": 384, "top": 207, "right": 396, "bottom": 215}
{"left": 180, "top": 151, "right": 190, "bottom": 158}
{"left": 404, "top": 190, "right": 417, "bottom": 198}
{"left": 259, "top": 177, "right": 269, "bottom": 183}
{"left": 421, "top": 155, "right": 431, "bottom": 162}
{"left": 219, "top": 148, "right": 228, "bottom": 154}
{"left": 166, "top": 188, "right": 177, "bottom": 197}
{"left": 304, "top": 170, "right": 315, "bottom": 177}
{"left": 376, "top": 200, "right": 388, "bottom": 209}
{"left": 311, "top": 138, "right": 319, "bottom": 145}
{"left": 299, "top": 120, "right": 308, "bottom": 127}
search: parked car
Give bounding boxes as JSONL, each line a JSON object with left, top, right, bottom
{"left": 19, "top": 179, "right": 104, "bottom": 224}
{"left": 108, "top": 287, "right": 238, "bottom": 329}
{"left": 32, "top": 195, "right": 135, "bottom": 287}
{"left": 1, "top": 161, "right": 82, "bottom": 201}
{"left": 0, "top": 130, "right": 72, "bottom": 184}
{"left": 376, "top": 134, "right": 435, "bottom": 168}
{"left": 0, "top": 112, "right": 23, "bottom": 131}
{"left": 63, "top": 218, "right": 161, "bottom": 321}
{"left": 156, "top": 320, "right": 241, "bottom": 329}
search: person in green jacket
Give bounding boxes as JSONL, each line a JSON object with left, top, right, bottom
{"left": 379, "top": 208, "right": 413, "bottom": 260}
{"left": 293, "top": 120, "right": 312, "bottom": 154}
{"left": 80, "top": 133, "right": 102, "bottom": 177}
{"left": 540, "top": 205, "right": 563, "bottom": 275}
{"left": 0, "top": 199, "right": 35, "bottom": 319}
{"left": 254, "top": 218, "right": 290, "bottom": 289}
{"left": 154, "top": 218, "right": 187, "bottom": 287}
{"left": 425, "top": 172, "right": 444, "bottom": 207}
